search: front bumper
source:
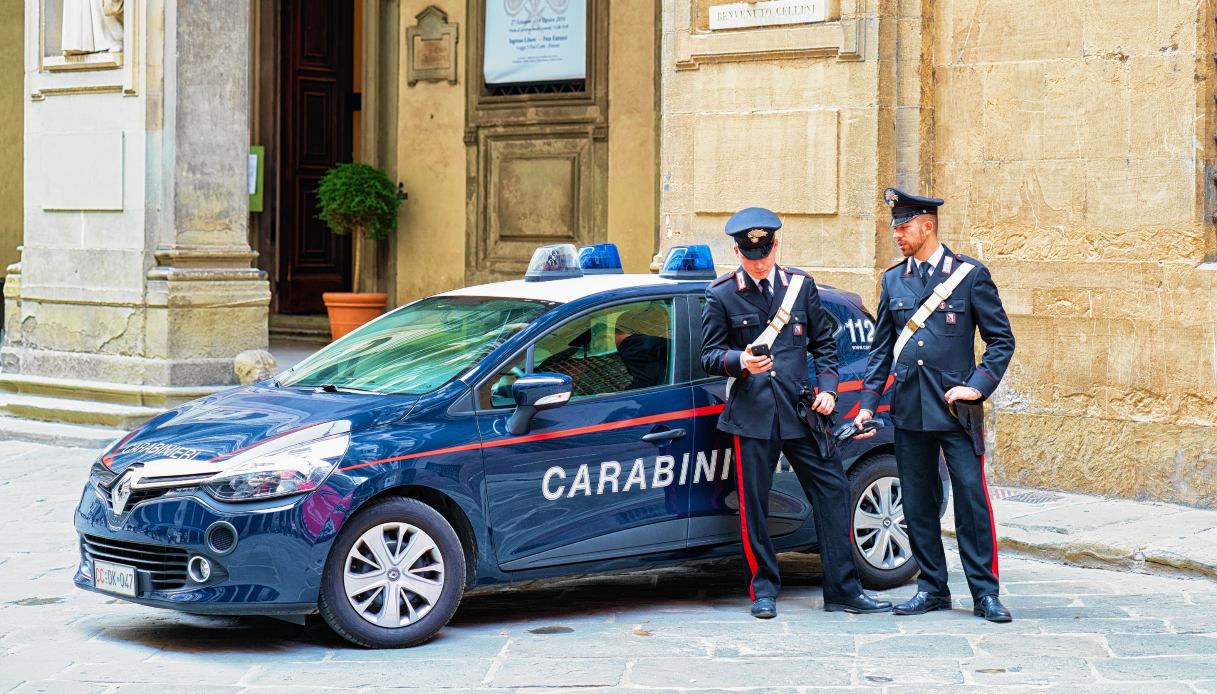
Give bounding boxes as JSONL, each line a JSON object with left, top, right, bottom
{"left": 73, "top": 481, "right": 345, "bottom": 616}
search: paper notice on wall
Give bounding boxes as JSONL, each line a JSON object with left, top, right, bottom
{"left": 483, "top": 0, "right": 587, "bottom": 85}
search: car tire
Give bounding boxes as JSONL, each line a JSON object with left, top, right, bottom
{"left": 319, "top": 497, "right": 466, "bottom": 648}
{"left": 847, "top": 454, "right": 919, "bottom": 590}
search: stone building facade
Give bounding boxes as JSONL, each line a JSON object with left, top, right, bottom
{"left": 660, "top": 0, "right": 1217, "bottom": 507}
{"left": 3, "top": 1, "right": 657, "bottom": 429}
{"left": 4, "top": 1, "right": 1214, "bottom": 507}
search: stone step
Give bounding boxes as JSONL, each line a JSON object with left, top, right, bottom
{"left": 0, "top": 393, "right": 163, "bottom": 430}
{"left": 0, "top": 415, "right": 123, "bottom": 449}
{"left": 269, "top": 313, "right": 332, "bottom": 343}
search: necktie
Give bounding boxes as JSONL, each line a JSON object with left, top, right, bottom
{"left": 918, "top": 261, "right": 932, "bottom": 290}
{"left": 759, "top": 278, "right": 773, "bottom": 307}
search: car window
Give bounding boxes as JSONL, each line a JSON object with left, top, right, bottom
{"left": 481, "top": 299, "right": 675, "bottom": 409}
{"left": 281, "top": 296, "right": 552, "bottom": 394}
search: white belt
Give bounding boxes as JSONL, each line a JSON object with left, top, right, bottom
{"left": 726, "top": 274, "right": 804, "bottom": 398}
{"left": 892, "top": 262, "right": 975, "bottom": 363}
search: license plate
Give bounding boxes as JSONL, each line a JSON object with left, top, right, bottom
{"left": 93, "top": 559, "right": 137, "bottom": 597}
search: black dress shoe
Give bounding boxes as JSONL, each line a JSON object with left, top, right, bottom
{"left": 892, "top": 591, "right": 953, "bottom": 615}
{"left": 973, "top": 595, "right": 1013, "bottom": 622}
{"left": 751, "top": 597, "right": 777, "bottom": 619}
{"left": 824, "top": 593, "right": 894, "bottom": 614}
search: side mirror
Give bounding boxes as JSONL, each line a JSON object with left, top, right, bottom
{"left": 507, "top": 372, "right": 572, "bottom": 435}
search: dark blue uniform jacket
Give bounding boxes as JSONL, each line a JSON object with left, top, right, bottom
{"left": 701, "top": 266, "right": 839, "bottom": 440}
{"left": 860, "top": 246, "right": 1015, "bottom": 431}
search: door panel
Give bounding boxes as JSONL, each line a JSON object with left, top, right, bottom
{"left": 464, "top": 1, "right": 610, "bottom": 286}
{"left": 477, "top": 298, "right": 696, "bottom": 569}
{"left": 278, "top": 0, "right": 353, "bottom": 314}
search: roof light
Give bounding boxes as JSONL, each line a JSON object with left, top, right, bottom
{"left": 578, "top": 243, "right": 624, "bottom": 274}
{"left": 524, "top": 244, "right": 584, "bottom": 282}
{"left": 659, "top": 244, "right": 717, "bottom": 280}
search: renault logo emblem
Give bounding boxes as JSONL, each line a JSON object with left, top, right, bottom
{"left": 111, "top": 471, "right": 136, "bottom": 515}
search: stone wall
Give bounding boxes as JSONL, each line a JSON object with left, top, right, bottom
{"left": 4, "top": 0, "right": 269, "bottom": 406}
{"left": 660, "top": 0, "right": 1217, "bottom": 507}
{"left": 660, "top": 0, "right": 885, "bottom": 301}
{"left": 931, "top": 0, "right": 1217, "bottom": 506}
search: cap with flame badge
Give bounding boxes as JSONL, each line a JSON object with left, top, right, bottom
{"left": 725, "top": 207, "right": 781, "bottom": 260}
{"left": 884, "top": 188, "right": 944, "bottom": 228}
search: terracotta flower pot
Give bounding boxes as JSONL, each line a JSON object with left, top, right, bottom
{"left": 321, "top": 292, "right": 388, "bottom": 341}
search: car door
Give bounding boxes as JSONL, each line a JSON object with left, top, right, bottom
{"left": 685, "top": 295, "right": 811, "bottom": 547}
{"left": 476, "top": 296, "right": 699, "bottom": 570}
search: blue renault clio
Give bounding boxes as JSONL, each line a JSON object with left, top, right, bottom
{"left": 74, "top": 244, "right": 942, "bottom": 647}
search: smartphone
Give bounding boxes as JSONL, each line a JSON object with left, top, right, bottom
{"left": 750, "top": 344, "right": 770, "bottom": 358}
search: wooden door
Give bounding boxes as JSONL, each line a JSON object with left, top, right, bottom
{"left": 464, "top": 1, "right": 610, "bottom": 286}
{"left": 277, "top": 0, "right": 354, "bottom": 314}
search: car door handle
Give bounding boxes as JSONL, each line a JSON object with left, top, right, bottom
{"left": 642, "top": 428, "right": 686, "bottom": 443}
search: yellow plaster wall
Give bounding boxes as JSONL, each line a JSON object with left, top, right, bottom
{"left": 393, "top": 2, "right": 658, "bottom": 300}
{"left": 931, "top": 0, "right": 1217, "bottom": 507}
{"left": 606, "top": 0, "right": 659, "bottom": 273}
{"left": 393, "top": 1, "right": 468, "bottom": 303}
{"left": 0, "top": 3, "right": 23, "bottom": 272}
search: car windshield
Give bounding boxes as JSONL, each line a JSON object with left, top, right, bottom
{"left": 280, "top": 296, "right": 553, "bottom": 394}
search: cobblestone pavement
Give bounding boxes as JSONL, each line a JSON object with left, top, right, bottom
{"left": 2, "top": 440, "right": 1216, "bottom": 693}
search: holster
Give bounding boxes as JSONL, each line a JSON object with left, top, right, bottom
{"left": 951, "top": 400, "right": 986, "bottom": 456}
{"left": 798, "top": 388, "right": 838, "bottom": 459}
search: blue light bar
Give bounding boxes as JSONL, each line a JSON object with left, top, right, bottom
{"left": 659, "top": 244, "right": 717, "bottom": 280}
{"left": 524, "top": 244, "right": 584, "bottom": 282}
{"left": 578, "top": 243, "right": 624, "bottom": 274}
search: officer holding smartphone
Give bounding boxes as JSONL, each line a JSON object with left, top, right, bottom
{"left": 701, "top": 207, "right": 891, "bottom": 619}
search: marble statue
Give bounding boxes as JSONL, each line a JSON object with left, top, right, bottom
{"left": 61, "top": 0, "right": 124, "bottom": 56}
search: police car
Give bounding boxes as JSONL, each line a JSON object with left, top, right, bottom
{"left": 74, "top": 243, "right": 945, "bottom": 648}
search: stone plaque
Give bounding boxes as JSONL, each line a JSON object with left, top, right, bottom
{"left": 407, "top": 6, "right": 458, "bottom": 85}
{"left": 698, "top": 0, "right": 836, "bottom": 32}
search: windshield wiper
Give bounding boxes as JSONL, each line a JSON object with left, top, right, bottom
{"left": 317, "top": 384, "right": 382, "bottom": 395}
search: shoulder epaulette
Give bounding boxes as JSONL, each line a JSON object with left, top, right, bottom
{"left": 884, "top": 259, "right": 907, "bottom": 273}
{"left": 782, "top": 266, "right": 811, "bottom": 277}
{"left": 709, "top": 272, "right": 735, "bottom": 288}
{"left": 954, "top": 253, "right": 986, "bottom": 269}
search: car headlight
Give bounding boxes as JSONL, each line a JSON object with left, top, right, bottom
{"left": 203, "top": 432, "right": 350, "bottom": 502}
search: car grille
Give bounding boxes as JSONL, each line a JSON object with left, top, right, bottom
{"left": 93, "top": 480, "right": 173, "bottom": 513}
{"left": 81, "top": 535, "right": 189, "bottom": 591}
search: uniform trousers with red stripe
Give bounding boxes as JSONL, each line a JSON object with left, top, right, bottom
{"left": 734, "top": 419, "right": 864, "bottom": 603}
{"left": 894, "top": 428, "right": 1000, "bottom": 601}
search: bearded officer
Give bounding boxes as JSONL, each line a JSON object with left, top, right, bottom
{"left": 854, "top": 189, "right": 1016, "bottom": 623}
{"left": 701, "top": 207, "right": 892, "bottom": 619}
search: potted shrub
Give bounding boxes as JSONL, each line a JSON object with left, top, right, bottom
{"left": 315, "top": 162, "right": 403, "bottom": 340}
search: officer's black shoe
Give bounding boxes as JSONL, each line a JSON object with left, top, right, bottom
{"left": 972, "top": 595, "right": 1013, "bottom": 623}
{"left": 892, "top": 591, "right": 953, "bottom": 615}
{"left": 750, "top": 597, "right": 777, "bottom": 619}
{"left": 824, "top": 593, "right": 893, "bottom": 614}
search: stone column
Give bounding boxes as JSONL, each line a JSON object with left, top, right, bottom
{"left": 2, "top": 0, "right": 268, "bottom": 415}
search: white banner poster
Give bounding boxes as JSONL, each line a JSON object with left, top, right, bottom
{"left": 483, "top": 0, "right": 587, "bottom": 85}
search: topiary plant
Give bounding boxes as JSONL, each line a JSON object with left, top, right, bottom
{"left": 315, "top": 162, "right": 403, "bottom": 292}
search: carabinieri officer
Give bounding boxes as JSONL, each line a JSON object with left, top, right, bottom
{"left": 702, "top": 207, "right": 891, "bottom": 619}
{"left": 854, "top": 188, "right": 1016, "bottom": 623}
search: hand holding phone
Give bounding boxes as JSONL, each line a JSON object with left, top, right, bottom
{"left": 750, "top": 343, "right": 770, "bottom": 357}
